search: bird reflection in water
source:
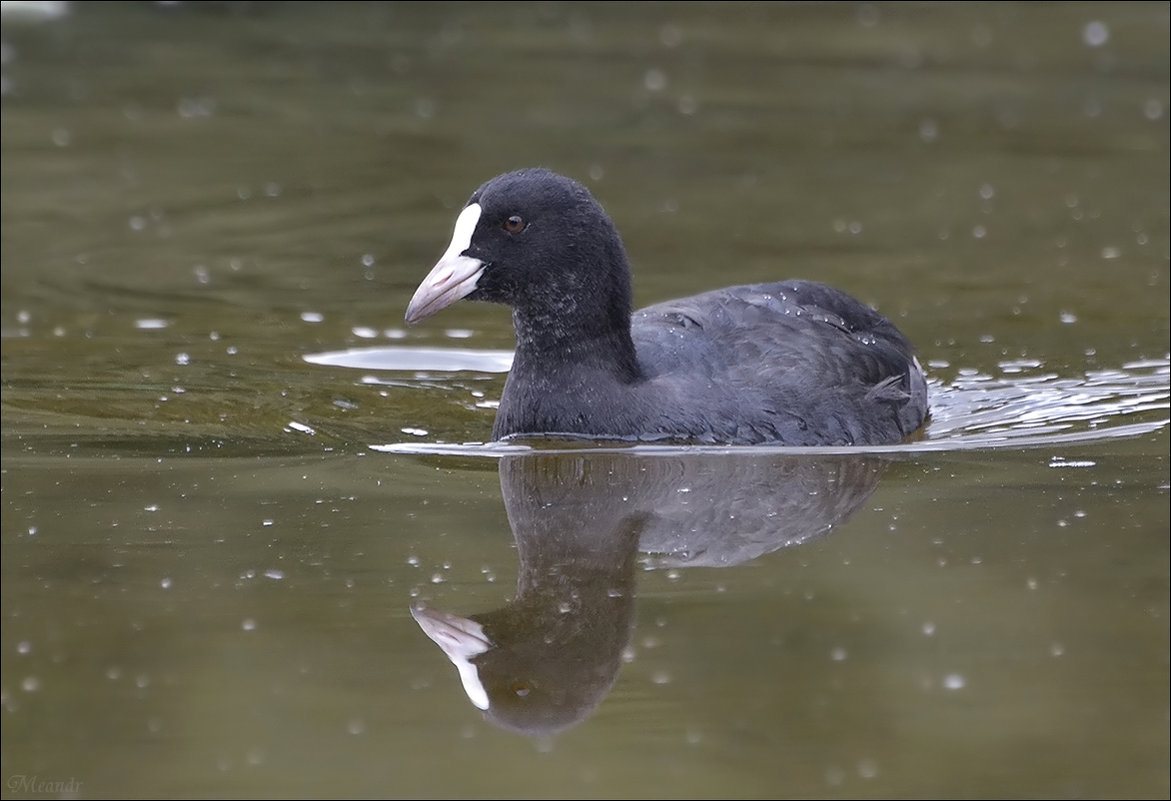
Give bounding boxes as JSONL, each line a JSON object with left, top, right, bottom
{"left": 412, "top": 450, "right": 885, "bottom": 736}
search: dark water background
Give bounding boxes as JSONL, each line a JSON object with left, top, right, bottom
{"left": 2, "top": 2, "right": 1168, "bottom": 798}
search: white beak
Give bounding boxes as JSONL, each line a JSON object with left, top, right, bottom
{"left": 404, "top": 203, "right": 485, "bottom": 324}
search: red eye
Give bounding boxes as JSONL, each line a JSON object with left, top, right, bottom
{"left": 503, "top": 215, "right": 526, "bottom": 233}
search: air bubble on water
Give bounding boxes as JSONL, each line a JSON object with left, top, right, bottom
{"left": 643, "top": 68, "right": 667, "bottom": 91}
{"left": 943, "top": 673, "right": 966, "bottom": 690}
{"left": 1082, "top": 20, "right": 1108, "bottom": 47}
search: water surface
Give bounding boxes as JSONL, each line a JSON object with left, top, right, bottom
{"left": 2, "top": 3, "right": 1168, "bottom": 798}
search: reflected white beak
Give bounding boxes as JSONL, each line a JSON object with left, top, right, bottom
{"left": 404, "top": 203, "right": 485, "bottom": 324}
{"left": 411, "top": 603, "right": 492, "bottom": 711}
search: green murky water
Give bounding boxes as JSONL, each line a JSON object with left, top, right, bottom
{"left": 2, "top": 3, "right": 1168, "bottom": 798}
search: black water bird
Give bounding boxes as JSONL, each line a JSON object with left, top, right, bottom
{"left": 406, "top": 168, "right": 928, "bottom": 445}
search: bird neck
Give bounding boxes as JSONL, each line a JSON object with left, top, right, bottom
{"left": 510, "top": 305, "right": 641, "bottom": 384}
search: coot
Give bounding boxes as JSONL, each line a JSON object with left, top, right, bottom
{"left": 405, "top": 168, "right": 928, "bottom": 445}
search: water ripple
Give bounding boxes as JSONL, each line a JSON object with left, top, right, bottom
{"left": 318, "top": 347, "right": 1169, "bottom": 457}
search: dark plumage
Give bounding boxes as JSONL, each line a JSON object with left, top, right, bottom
{"left": 405, "top": 168, "right": 928, "bottom": 445}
